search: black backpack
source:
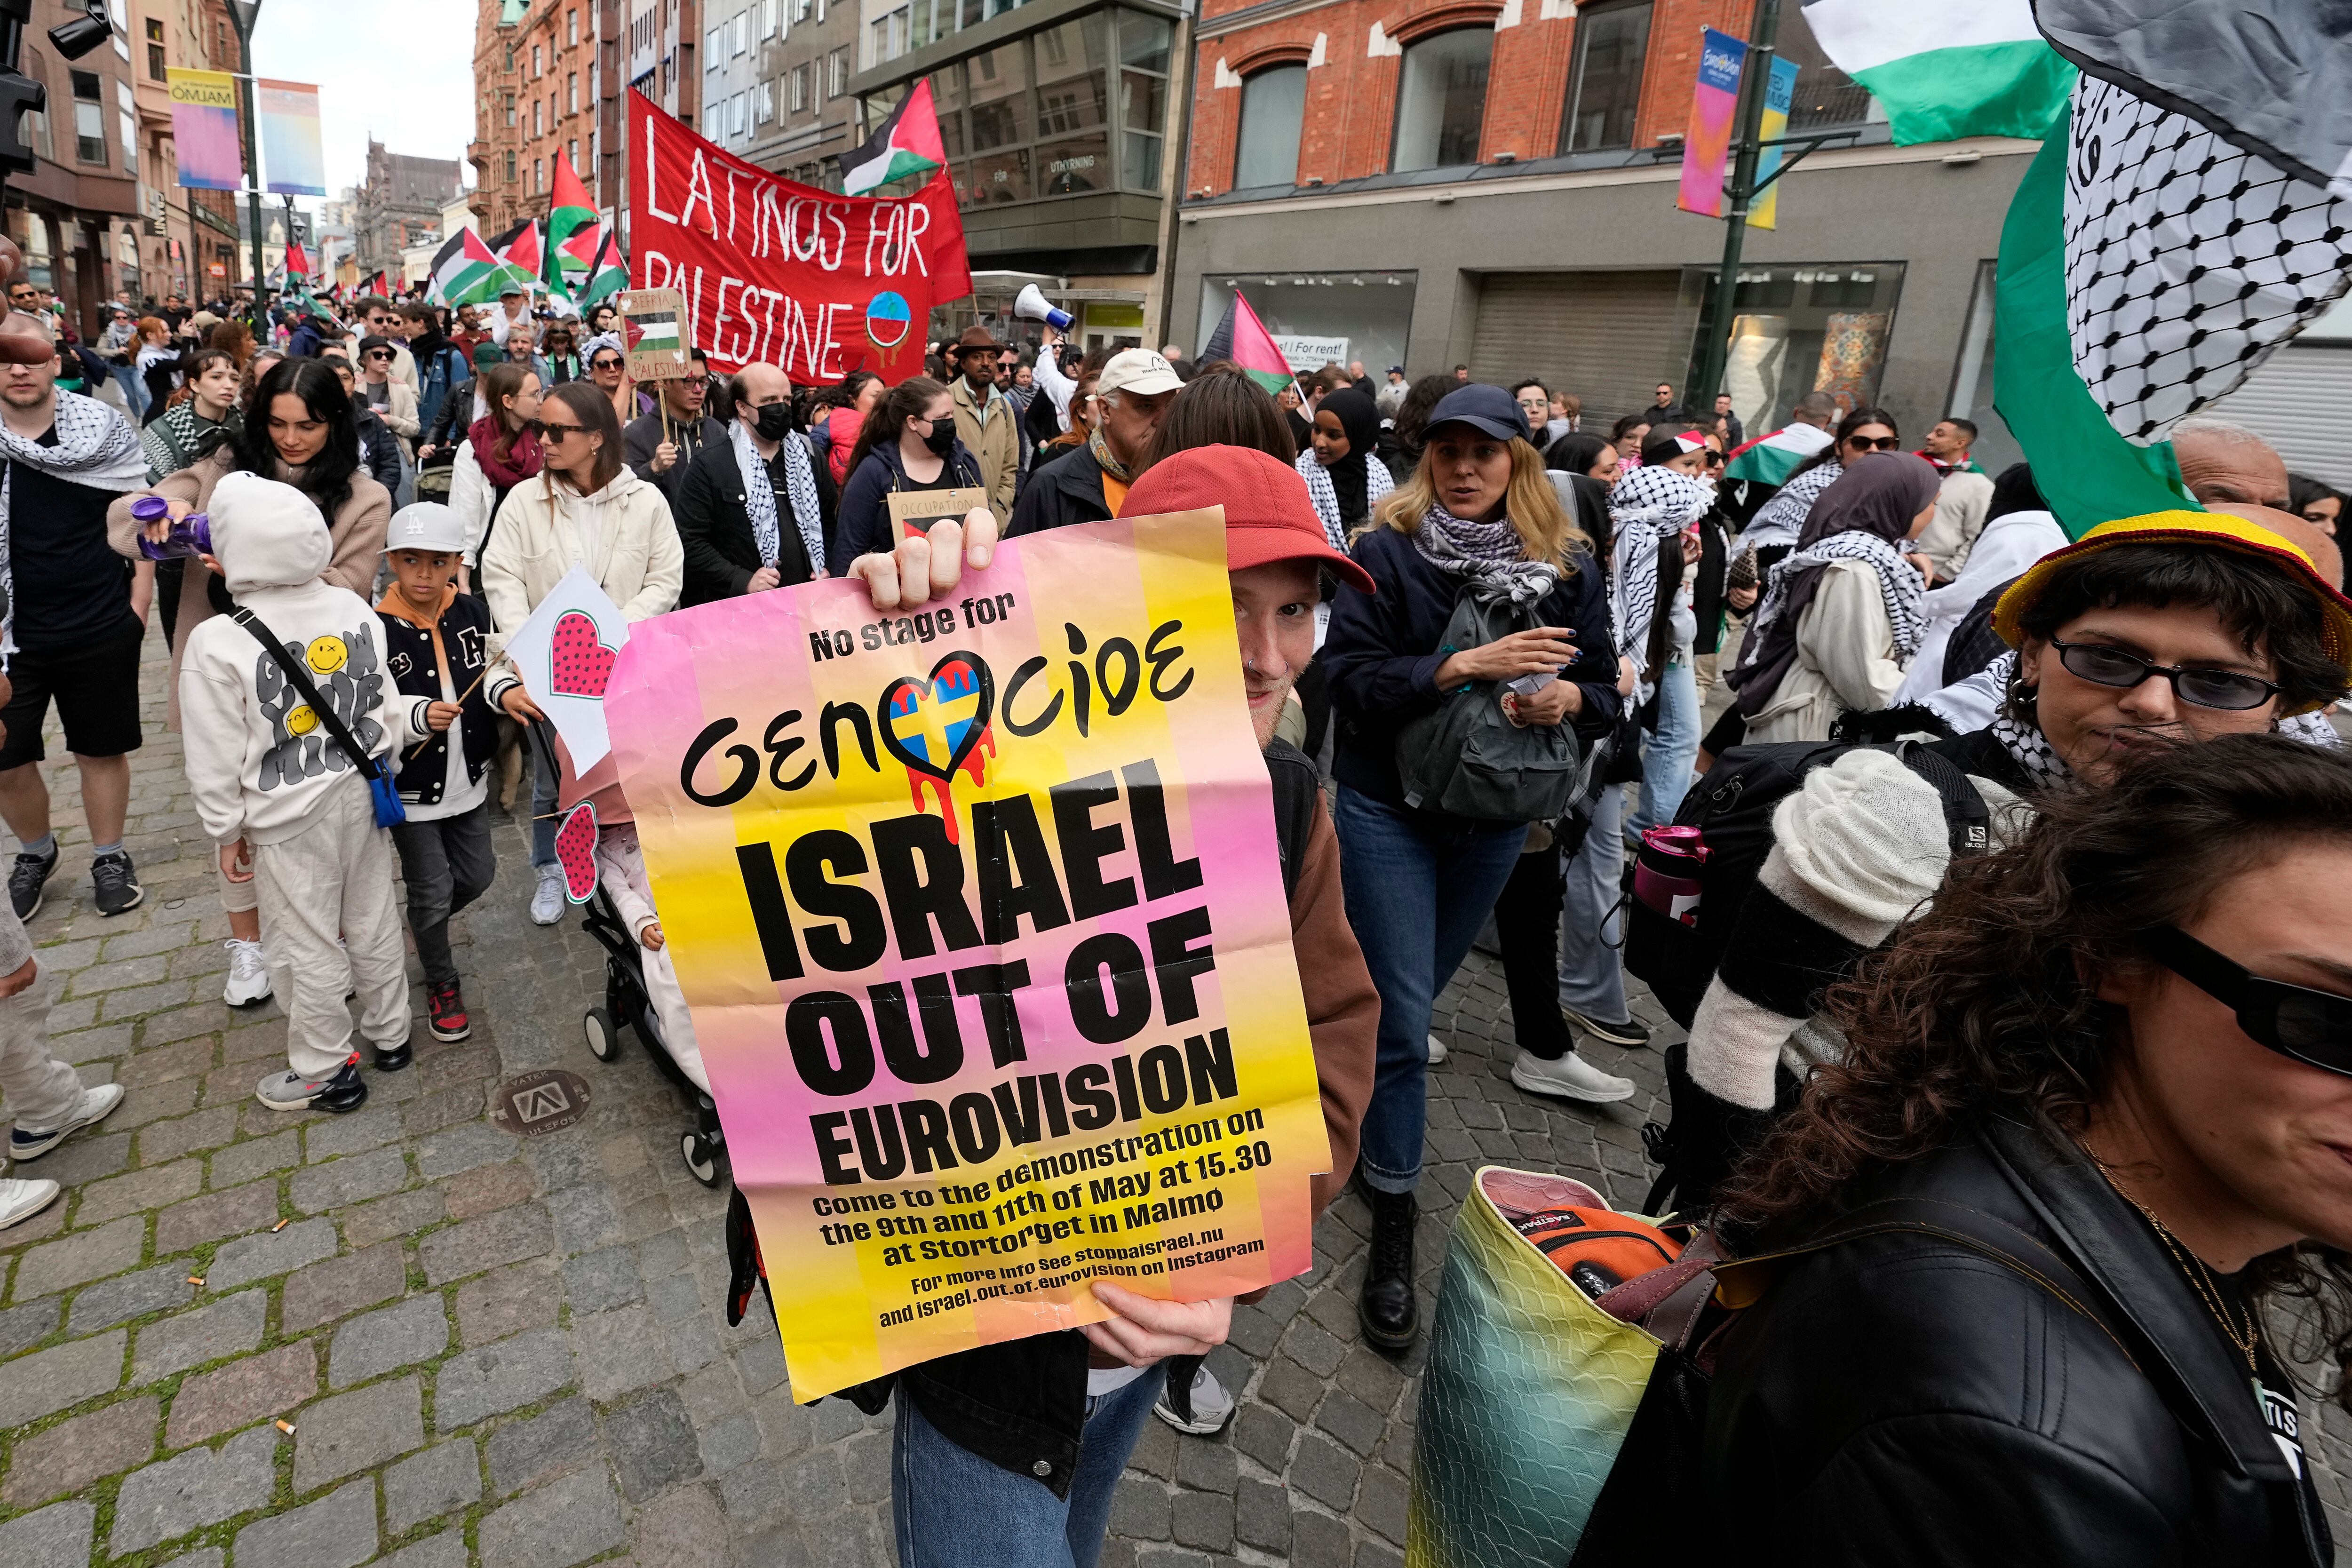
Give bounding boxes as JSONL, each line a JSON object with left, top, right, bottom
{"left": 1622, "top": 739, "right": 1991, "bottom": 1029}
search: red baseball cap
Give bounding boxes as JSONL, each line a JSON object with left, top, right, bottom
{"left": 1119, "top": 445, "right": 1376, "bottom": 594}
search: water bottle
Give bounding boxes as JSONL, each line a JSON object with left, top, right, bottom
{"left": 131, "top": 495, "right": 212, "bottom": 561}
{"left": 1632, "top": 825, "right": 1709, "bottom": 928}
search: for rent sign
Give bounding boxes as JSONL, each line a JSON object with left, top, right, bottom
{"left": 604, "top": 511, "right": 1328, "bottom": 1399}
{"left": 628, "top": 94, "right": 972, "bottom": 380}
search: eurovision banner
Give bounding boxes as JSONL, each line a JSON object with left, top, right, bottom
{"left": 628, "top": 92, "right": 971, "bottom": 381}
{"left": 167, "top": 69, "right": 243, "bottom": 191}
{"left": 258, "top": 80, "right": 326, "bottom": 197}
{"left": 604, "top": 510, "right": 1327, "bottom": 1399}
{"left": 1677, "top": 29, "right": 1747, "bottom": 218}
{"left": 1746, "top": 55, "right": 1801, "bottom": 231}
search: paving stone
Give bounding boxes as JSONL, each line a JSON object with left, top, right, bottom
{"left": 1356, "top": 1461, "right": 1410, "bottom": 1545}
{"left": 1234, "top": 1476, "right": 1291, "bottom": 1552}
{"left": 207, "top": 1129, "right": 301, "bottom": 1189}
{"left": 1290, "top": 1508, "right": 1355, "bottom": 1568}
{"left": 488, "top": 1396, "right": 598, "bottom": 1495}
{"left": 0, "top": 1294, "right": 61, "bottom": 1358}
{"left": 70, "top": 1157, "right": 201, "bottom": 1226}
{"left": 1317, "top": 1389, "right": 1389, "bottom": 1457}
{"left": 329, "top": 1292, "right": 448, "bottom": 1385}
{"left": 66, "top": 1259, "right": 194, "bottom": 1333}
{"left": 420, "top": 1201, "right": 554, "bottom": 1285}
{"left": 405, "top": 1081, "right": 490, "bottom": 1138}
{"left": 302, "top": 1102, "right": 405, "bottom": 1162}
{"left": 415, "top": 1119, "right": 518, "bottom": 1179}
{"left": 607, "top": 1386, "right": 703, "bottom": 1501}
{"left": 153, "top": 1548, "right": 225, "bottom": 1568}
{"left": 280, "top": 1240, "right": 409, "bottom": 1333}
{"left": 294, "top": 1373, "right": 425, "bottom": 1491}
{"left": 456, "top": 1259, "right": 561, "bottom": 1346}
{"left": 434, "top": 1326, "right": 575, "bottom": 1429}
{"left": 1171, "top": 1490, "right": 1236, "bottom": 1553}
{"left": 0, "top": 1497, "right": 95, "bottom": 1568}
{"left": 0, "top": 1394, "right": 159, "bottom": 1506}
{"left": 385, "top": 1438, "right": 483, "bottom": 1530}
{"left": 1291, "top": 1431, "right": 1362, "bottom": 1512}
{"left": 377, "top": 1531, "right": 469, "bottom": 1568}
{"left": 109, "top": 1424, "right": 279, "bottom": 1555}
{"left": 152, "top": 1177, "right": 280, "bottom": 1255}
{"left": 338, "top": 1185, "right": 445, "bottom": 1249}
{"left": 1175, "top": 1439, "right": 1237, "bottom": 1496}
{"left": 443, "top": 1158, "right": 538, "bottom": 1218}
{"left": 291, "top": 1143, "right": 409, "bottom": 1213}
{"left": 629, "top": 1479, "right": 731, "bottom": 1568}
{"left": 0, "top": 1327, "right": 125, "bottom": 1428}
{"left": 206, "top": 1215, "right": 335, "bottom": 1290}
{"left": 476, "top": 1467, "right": 626, "bottom": 1568}
{"left": 132, "top": 1289, "right": 268, "bottom": 1382}
{"left": 232, "top": 1476, "right": 377, "bottom": 1568}
{"left": 1111, "top": 1473, "right": 1173, "bottom": 1541}
{"left": 11, "top": 1214, "right": 143, "bottom": 1298}
{"left": 165, "top": 1339, "right": 318, "bottom": 1446}
{"left": 572, "top": 1303, "right": 674, "bottom": 1401}
{"left": 561, "top": 1243, "right": 644, "bottom": 1314}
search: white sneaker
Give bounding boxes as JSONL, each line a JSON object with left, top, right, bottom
{"left": 222, "top": 939, "right": 272, "bottom": 1006}
{"left": 529, "top": 863, "right": 565, "bottom": 926}
{"left": 1153, "top": 1363, "right": 1236, "bottom": 1435}
{"left": 0, "top": 1178, "right": 59, "bottom": 1229}
{"left": 1509, "top": 1047, "right": 1636, "bottom": 1104}
{"left": 1425, "top": 1034, "right": 1449, "bottom": 1066}
{"left": 8, "top": 1082, "right": 127, "bottom": 1160}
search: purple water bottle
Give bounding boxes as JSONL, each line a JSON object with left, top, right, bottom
{"left": 132, "top": 495, "right": 212, "bottom": 561}
{"left": 1633, "top": 825, "right": 1709, "bottom": 928}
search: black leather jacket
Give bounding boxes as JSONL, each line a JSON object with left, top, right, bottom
{"left": 1702, "top": 1114, "right": 2332, "bottom": 1566}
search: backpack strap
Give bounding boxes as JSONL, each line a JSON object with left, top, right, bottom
{"left": 230, "top": 606, "right": 389, "bottom": 785}
{"left": 1893, "top": 740, "right": 1991, "bottom": 858}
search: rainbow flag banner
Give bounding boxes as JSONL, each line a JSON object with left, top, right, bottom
{"left": 605, "top": 510, "right": 1330, "bottom": 1399}
{"left": 166, "top": 68, "right": 243, "bottom": 191}
{"left": 258, "top": 79, "right": 326, "bottom": 196}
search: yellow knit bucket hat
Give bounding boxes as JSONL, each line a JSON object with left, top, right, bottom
{"left": 1993, "top": 510, "right": 2352, "bottom": 676}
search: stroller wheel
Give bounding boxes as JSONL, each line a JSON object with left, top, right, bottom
{"left": 584, "top": 1007, "right": 621, "bottom": 1063}
{"left": 683, "top": 1130, "right": 723, "bottom": 1188}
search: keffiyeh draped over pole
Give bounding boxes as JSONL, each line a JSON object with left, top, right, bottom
{"left": 0, "top": 390, "right": 150, "bottom": 657}
{"left": 728, "top": 420, "right": 828, "bottom": 578}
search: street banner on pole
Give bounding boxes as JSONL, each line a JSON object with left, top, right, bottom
{"left": 1745, "top": 56, "right": 1801, "bottom": 230}
{"left": 628, "top": 93, "right": 970, "bottom": 380}
{"left": 604, "top": 509, "right": 1329, "bottom": 1400}
{"left": 166, "top": 69, "right": 244, "bottom": 191}
{"left": 1677, "top": 29, "right": 1747, "bottom": 219}
{"left": 257, "top": 80, "right": 326, "bottom": 196}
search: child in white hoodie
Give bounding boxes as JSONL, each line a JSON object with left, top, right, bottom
{"left": 178, "top": 472, "right": 425, "bottom": 1113}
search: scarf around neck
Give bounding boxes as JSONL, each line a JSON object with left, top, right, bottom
{"left": 469, "top": 414, "right": 542, "bottom": 492}
{"left": 1088, "top": 423, "right": 1133, "bottom": 485}
{"left": 1296, "top": 447, "right": 1394, "bottom": 552}
{"left": 729, "top": 420, "right": 827, "bottom": 577}
{"left": 0, "top": 391, "right": 151, "bottom": 653}
{"left": 1411, "top": 504, "right": 1561, "bottom": 605}
{"left": 1729, "top": 530, "right": 1927, "bottom": 716}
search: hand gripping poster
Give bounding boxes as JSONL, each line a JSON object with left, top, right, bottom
{"left": 604, "top": 510, "right": 1327, "bottom": 1399}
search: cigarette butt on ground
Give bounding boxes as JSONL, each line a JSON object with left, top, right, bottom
{"left": 186, "top": 1276, "right": 204, "bottom": 1286}
{"left": 271, "top": 1218, "right": 288, "bottom": 1232}
{"left": 275, "top": 1420, "right": 295, "bottom": 1435}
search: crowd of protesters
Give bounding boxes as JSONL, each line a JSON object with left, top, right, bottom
{"left": 0, "top": 271, "right": 2349, "bottom": 1566}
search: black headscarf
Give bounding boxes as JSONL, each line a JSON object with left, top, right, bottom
{"left": 1545, "top": 431, "right": 1612, "bottom": 478}
{"left": 1317, "top": 388, "right": 1384, "bottom": 526}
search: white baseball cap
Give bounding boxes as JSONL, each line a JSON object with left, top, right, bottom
{"left": 1097, "top": 349, "right": 1184, "bottom": 399}
{"left": 384, "top": 502, "right": 471, "bottom": 557}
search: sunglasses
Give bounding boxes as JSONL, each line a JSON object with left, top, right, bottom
{"left": 529, "top": 419, "right": 588, "bottom": 440}
{"left": 2047, "top": 636, "right": 2281, "bottom": 712}
{"left": 590, "top": 357, "right": 623, "bottom": 371}
{"left": 1844, "top": 435, "right": 1902, "bottom": 452}
{"left": 2144, "top": 924, "right": 2352, "bottom": 1075}
{"left": 365, "top": 350, "right": 393, "bottom": 361}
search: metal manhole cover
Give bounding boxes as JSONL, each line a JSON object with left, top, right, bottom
{"left": 488, "top": 1069, "right": 593, "bottom": 1138}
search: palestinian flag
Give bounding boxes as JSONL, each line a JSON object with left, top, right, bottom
{"left": 284, "top": 239, "right": 309, "bottom": 278}
{"left": 545, "top": 152, "right": 597, "bottom": 299}
{"left": 576, "top": 224, "right": 627, "bottom": 309}
{"left": 488, "top": 219, "right": 543, "bottom": 297}
{"left": 1197, "top": 292, "right": 1293, "bottom": 395}
{"left": 428, "top": 227, "right": 510, "bottom": 306}
{"left": 1797, "top": 0, "right": 2075, "bottom": 144}
{"left": 836, "top": 79, "right": 946, "bottom": 196}
{"left": 1723, "top": 422, "right": 1834, "bottom": 488}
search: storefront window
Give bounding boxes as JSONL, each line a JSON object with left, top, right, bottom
{"left": 1118, "top": 13, "right": 1171, "bottom": 193}
{"left": 1200, "top": 271, "right": 1418, "bottom": 381}
{"left": 1233, "top": 66, "right": 1305, "bottom": 190}
{"left": 1033, "top": 16, "right": 1108, "bottom": 194}
{"left": 1391, "top": 28, "right": 1490, "bottom": 173}
{"left": 1677, "top": 261, "right": 1907, "bottom": 435}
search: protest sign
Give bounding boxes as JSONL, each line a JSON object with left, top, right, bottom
{"left": 604, "top": 509, "right": 1329, "bottom": 1400}
{"left": 887, "top": 486, "right": 990, "bottom": 543}
{"left": 628, "top": 92, "right": 972, "bottom": 382}
{"left": 501, "top": 565, "right": 629, "bottom": 770}
{"left": 619, "top": 288, "right": 691, "bottom": 381}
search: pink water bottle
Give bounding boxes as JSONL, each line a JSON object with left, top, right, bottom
{"left": 132, "top": 495, "right": 212, "bottom": 562}
{"left": 1633, "top": 825, "right": 1708, "bottom": 928}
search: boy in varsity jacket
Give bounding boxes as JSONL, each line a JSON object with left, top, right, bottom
{"left": 376, "top": 502, "right": 499, "bottom": 1044}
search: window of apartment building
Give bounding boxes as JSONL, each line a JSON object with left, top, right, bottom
{"left": 1033, "top": 17, "right": 1108, "bottom": 196}
{"left": 871, "top": 8, "right": 908, "bottom": 67}
{"left": 506, "top": 151, "right": 517, "bottom": 181}
{"left": 116, "top": 79, "right": 135, "bottom": 174}
{"left": 734, "top": 13, "right": 749, "bottom": 53}
{"left": 534, "top": 97, "right": 544, "bottom": 135}
{"left": 790, "top": 64, "right": 810, "bottom": 114}
{"left": 534, "top": 43, "right": 543, "bottom": 75}
{"left": 1118, "top": 14, "right": 1169, "bottom": 192}
{"left": 535, "top": 156, "right": 545, "bottom": 191}
{"left": 71, "top": 72, "right": 104, "bottom": 165}
{"left": 735, "top": 90, "right": 750, "bottom": 136}
{"left": 144, "top": 16, "right": 164, "bottom": 81}
{"left": 707, "top": 26, "right": 720, "bottom": 68}
{"left": 569, "top": 72, "right": 579, "bottom": 113}
{"left": 506, "top": 91, "right": 517, "bottom": 125}
{"left": 793, "top": 0, "right": 809, "bottom": 22}
{"left": 20, "top": 47, "right": 49, "bottom": 162}
{"left": 1233, "top": 65, "right": 1304, "bottom": 189}
{"left": 570, "top": 137, "right": 580, "bottom": 170}
{"left": 568, "top": 8, "right": 580, "bottom": 44}
{"left": 829, "top": 47, "right": 849, "bottom": 97}
{"left": 761, "top": 0, "right": 778, "bottom": 38}
{"left": 1391, "top": 28, "right": 1491, "bottom": 172}
{"left": 756, "top": 79, "right": 774, "bottom": 121}
{"left": 1558, "top": 0, "right": 1649, "bottom": 152}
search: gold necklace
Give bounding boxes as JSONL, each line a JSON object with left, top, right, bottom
{"left": 2084, "top": 1148, "right": 2260, "bottom": 1373}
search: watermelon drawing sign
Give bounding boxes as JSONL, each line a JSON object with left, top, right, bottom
{"left": 628, "top": 93, "right": 972, "bottom": 380}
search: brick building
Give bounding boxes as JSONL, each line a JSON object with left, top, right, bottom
{"left": 355, "top": 142, "right": 465, "bottom": 280}
{"left": 5, "top": 0, "right": 150, "bottom": 333}
{"left": 1170, "top": 0, "right": 2035, "bottom": 463}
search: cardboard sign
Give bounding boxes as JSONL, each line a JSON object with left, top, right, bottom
{"left": 501, "top": 565, "right": 630, "bottom": 769}
{"left": 887, "top": 486, "right": 991, "bottom": 544}
{"left": 603, "top": 509, "right": 1329, "bottom": 1400}
{"left": 619, "top": 288, "right": 691, "bottom": 381}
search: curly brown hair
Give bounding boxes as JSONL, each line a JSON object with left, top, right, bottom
{"left": 1716, "top": 732, "right": 2352, "bottom": 1405}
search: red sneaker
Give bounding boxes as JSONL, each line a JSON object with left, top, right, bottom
{"left": 428, "top": 980, "right": 472, "bottom": 1042}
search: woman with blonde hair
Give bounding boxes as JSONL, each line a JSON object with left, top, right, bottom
{"left": 1320, "top": 384, "right": 1627, "bottom": 1351}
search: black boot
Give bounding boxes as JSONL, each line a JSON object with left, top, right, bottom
{"left": 1359, "top": 1186, "right": 1419, "bottom": 1350}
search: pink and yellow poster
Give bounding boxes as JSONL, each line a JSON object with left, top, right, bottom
{"left": 605, "top": 510, "right": 1328, "bottom": 1400}
{"left": 1676, "top": 28, "right": 1748, "bottom": 219}
{"left": 166, "top": 68, "right": 244, "bottom": 192}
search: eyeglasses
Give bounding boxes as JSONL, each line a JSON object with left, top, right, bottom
{"left": 530, "top": 420, "right": 587, "bottom": 441}
{"left": 1844, "top": 435, "right": 1902, "bottom": 452}
{"left": 2144, "top": 924, "right": 2352, "bottom": 1076}
{"left": 2047, "top": 636, "right": 2281, "bottom": 712}
{"left": 365, "top": 350, "right": 393, "bottom": 362}
{"left": 590, "top": 357, "right": 623, "bottom": 371}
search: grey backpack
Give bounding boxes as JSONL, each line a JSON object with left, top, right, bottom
{"left": 1394, "top": 581, "right": 1582, "bottom": 822}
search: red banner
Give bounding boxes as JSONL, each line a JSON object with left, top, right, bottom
{"left": 629, "top": 94, "right": 970, "bottom": 382}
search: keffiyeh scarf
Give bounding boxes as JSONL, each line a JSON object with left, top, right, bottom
{"left": 0, "top": 391, "right": 150, "bottom": 657}
{"left": 1295, "top": 448, "right": 1394, "bottom": 552}
{"left": 1411, "top": 505, "right": 1560, "bottom": 605}
{"left": 730, "top": 420, "right": 828, "bottom": 577}
{"left": 1607, "top": 465, "right": 1711, "bottom": 686}
{"left": 1981, "top": 649, "right": 2343, "bottom": 786}
{"left": 1741, "top": 460, "right": 1843, "bottom": 552}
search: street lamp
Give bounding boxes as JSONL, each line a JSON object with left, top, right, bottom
{"left": 225, "top": 0, "right": 267, "bottom": 327}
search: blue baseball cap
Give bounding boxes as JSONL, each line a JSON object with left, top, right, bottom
{"left": 1427, "top": 383, "right": 1531, "bottom": 444}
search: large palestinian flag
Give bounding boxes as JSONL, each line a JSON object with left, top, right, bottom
{"left": 1722, "top": 422, "right": 1834, "bottom": 488}
{"left": 836, "top": 79, "right": 946, "bottom": 196}
{"left": 488, "top": 219, "right": 543, "bottom": 297}
{"left": 427, "top": 228, "right": 509, "bottom": 306}
{"left": 1797, "top": 0, "right": 2075, "bottom": 144}
{"left": 576, "top": 225, "right": 627, "bottom": 308}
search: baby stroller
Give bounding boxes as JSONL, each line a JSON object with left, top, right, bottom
{"left": 578, "top": 884, "right": 727, "bottom": 1187}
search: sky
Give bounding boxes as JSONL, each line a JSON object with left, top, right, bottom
{"left": 244, "top": 0, "right": 480, "bottom": 207}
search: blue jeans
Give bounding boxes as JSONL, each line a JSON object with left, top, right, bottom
{"left": 1629, "top": 653, "right": 1700, "bottom": 843}
{"left": 111, "top": 363, "right": 148, "bottom": 420}
{"left": 1558, "top": 783, "right": 1629, "bottom": 1026}
{"left": 529, "top": 722, "right": 559, "bottom": 868}
{"left": 1334, "top": 786, "right": 1527, "bottom": 1194}
{"left": 891, "top": 1365, "right": 1163, "bottom": 1568}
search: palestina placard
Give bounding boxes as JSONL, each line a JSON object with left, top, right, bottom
{"left": 604, "top": 509, "right": 1327, "bottom": 1399}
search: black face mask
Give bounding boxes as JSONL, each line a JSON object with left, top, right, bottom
{"left": 921, "top": 419, "right": 958, "bottom": 458}
{"left": 753, "top": 402, "right": 794, "bottom": 441}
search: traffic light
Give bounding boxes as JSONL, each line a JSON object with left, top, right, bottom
{"left": 47, "top": 2, "right": 113, "bottom": 61}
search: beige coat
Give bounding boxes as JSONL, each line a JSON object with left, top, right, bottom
{"left": 950, "top": 375, "right": 1017, "bottom": 523}
{"left": 106, "top": 449, "right": 392, "bottom": 728}
{"left": 1742, "top": 559, "right": 1907, "bottom": 745}
{"left": 479, "top": 466, "right": 683, "bottom": 647}
{"left": 363, "top": 377, "right": 421, "bottom": 445}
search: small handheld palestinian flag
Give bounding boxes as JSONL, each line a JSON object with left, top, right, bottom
{"left": 428, "top": 228, "right": 510, "bottom": 307}
{"left": 1197, "top": 291, "right": 1294, "bottom": 395}
{"left": 1722, "top": 422, "right": 1834, "bottom": 489}
{"left": 577, "top": 225, "right": 628, "bottom": 308}
{"left": 489, "top": 219, "right": 544, "bottom": 297}
{"left": 836, "top": 79, "right": 946, "bottom": 196}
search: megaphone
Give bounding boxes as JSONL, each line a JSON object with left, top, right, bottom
{"left": 1013, "top": 283, "right": 1074, "bottom": 333}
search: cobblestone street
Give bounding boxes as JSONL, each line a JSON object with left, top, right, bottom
{"left": 4, "top": 621, "right": 2351, "bottom": 1567}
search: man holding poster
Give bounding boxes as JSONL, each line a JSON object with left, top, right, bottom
{"left": 604, "top": 448, "right": 1375, "bottom": 1566}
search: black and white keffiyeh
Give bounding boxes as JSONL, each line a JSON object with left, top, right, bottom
{"left": 1295, "top": 447, "right": 1393, "bottom": 551}
{"left": 1410, "top": 504, "right": 1560, "bottom": 605}
{"left": 1607, "top": 464, "right": 1711, "bottom": 686}
{"left": 1752, "top": 530, "right": 1928, "bottom": 664}
{"left": 729, "top": 420, "right": 827, "bottom": 577}
{"left": 1740, "top": 460, "right": 1843, "bottom": 552}
{"left": 0, "top": 390, "right": 149, "bottom": 657}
